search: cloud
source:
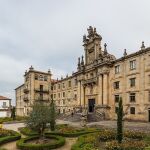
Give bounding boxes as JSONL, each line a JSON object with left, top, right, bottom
{"left": 0, "top": 0, "right": 150, "bottom": 105}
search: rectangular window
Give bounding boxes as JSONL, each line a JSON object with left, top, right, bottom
{"left": 58, "top": 84, "right": 60, "bottom": 89}
{"left": 44, "top": 76, "right": 47, "bottom": 81}
{"left": 130, "top": 78, "right": 136, "bottom": 87}
{"left": 3, "top": 102, "right": 6, "bottom": 107}
{"left": 74, "top": 79, "right": 77, "bottom": 86}
{"left": 114, "top": 81, "right": 120, "bottom": 89}
{"left": 115, "top": 65, "right": 120, "bottom": 74}
{"left": 130, "top": 107, "right": 135, "bottom": 114}
{"left": 35, "top": 74, "right": 38, "bottom": 80}
{"left": 63, "top": 100, "right": 65, "bottom": 105}
{"left": 115, "top": 95, "right": 120, "bottom": 103}
{"left": 63, "top": 92, "right": 65, "bottom": 97}
{"left": 58, "top": 93, "right": 60, "bottom": 98}
{"left": 130, "top": 93, "right": 136, "bottom": 102}
{"left": 68, "top": 81, "right": 71, "bottom": 87}
{"left": 115, "top": 107, "right": 119, "bottom": 113}
{"left": 62, "top": 83, "right": 65, "bottom": 88}
{"left": 130, "top": 60, "right": 136, "bottom": 70}
{"left": 40, "top": 85, "right": 43, "bottom": 91}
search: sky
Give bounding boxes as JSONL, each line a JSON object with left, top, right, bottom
{"left": 0, "top": 0, "right": 150, "bottom": 105}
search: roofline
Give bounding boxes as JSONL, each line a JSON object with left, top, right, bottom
{"left": 15, "top": 84, "right": 24, "bottom": 90}
{"left": 25, "top": 70, "right": 52, "bottom": 76}
{"left": 114, "top": 47, "right": 150, "bottom": 63}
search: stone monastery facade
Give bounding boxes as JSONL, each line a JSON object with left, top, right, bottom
{"left": 16, "top": 26, "right": 150, "bottom": 122}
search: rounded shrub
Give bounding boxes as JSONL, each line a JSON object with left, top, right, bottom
{"left": 16, "top": 134, "right": 65, "bottom": 150}
{"left": 0, "top": 130, "right": 21, "bottom": 146}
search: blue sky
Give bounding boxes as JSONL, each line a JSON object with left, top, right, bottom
{"left": 0, "top": 0, "right": 150, "bottom": 105}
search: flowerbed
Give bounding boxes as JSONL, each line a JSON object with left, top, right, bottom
{"left": 0, "top": 129, "right": 21, "bottom": 146}
{"left": 72, "top": 129, "right": 150, "bottom": 150}
{"left": 105, "top": 140, "right": 147, "bottom": 150}
{"left": 16, "top": 134, "right": 65, "bottom": 150}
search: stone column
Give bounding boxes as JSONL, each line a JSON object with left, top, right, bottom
{"left": 103, "top": 73, "right": 108, "bottom": 105}
{"left": 98, "top": 74, "right": 103, "bottom": 105}
{"left": 77, "top": 80, "right": 81, "bottom": 106}
{"left": 80, "top": 81, "right": 85, "bottom": 106}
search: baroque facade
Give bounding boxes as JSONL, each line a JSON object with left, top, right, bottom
{"left": 16, "top": 26, "right": 150, "bottom": 122}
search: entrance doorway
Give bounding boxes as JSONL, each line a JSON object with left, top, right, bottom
{"left": 148, "top": 109, "right": 150, "bottom": 122}
{"left": 88, "top": 99, "right": 95, "bottom": 113}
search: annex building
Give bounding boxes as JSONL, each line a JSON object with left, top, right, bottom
{"left": 16, "top": 26, "right": 150, "bottom": 122}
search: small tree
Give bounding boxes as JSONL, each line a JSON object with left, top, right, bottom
{"left": 49, "top": 99, "right": 56, "bottom": 131}
{"left": 117, "top": 97, "right": 123, "bottom": 143}
{"left": 26, "top": 102, "right": 50, "bottom": 138}
{"left": 11, "top": 106, "right": 16, "bottom": 120}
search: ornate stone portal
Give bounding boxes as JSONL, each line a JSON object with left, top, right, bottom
{"left": 76, "top": 26, "right": 116, "bottom": 121}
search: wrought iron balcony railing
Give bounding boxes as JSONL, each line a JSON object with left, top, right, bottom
{"left": 23, "top": 88, "right": 29, "bottom": 93}
{"left": 34, "top": 88, "right": 49, "bottom": 94}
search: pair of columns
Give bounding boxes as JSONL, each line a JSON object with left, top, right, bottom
{"left": 98, "top": 73, "right": 109, "bottom": 105}
{"left": 77, "top": 73, "right": 109, "bottom": 107}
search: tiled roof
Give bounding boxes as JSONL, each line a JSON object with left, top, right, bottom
{"left": 0, "top": 96, "right": 11, "bottom": 100}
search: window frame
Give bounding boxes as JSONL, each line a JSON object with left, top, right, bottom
{"left": 130, "top": 93, "right": 136, "bottom": 102}
{"left": 130, "top": 78, "right": 136, "bottom": 87}
{"left": 130, "top": 60, "right": 136, "bottom": 70}
{"left": 130, "top": 107, "right": 135, "bottom": 114}
{"left": 115, "top": 65, "right": 120, "bottom": 74}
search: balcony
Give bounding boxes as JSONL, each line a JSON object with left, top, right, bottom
{"left": 24, "top": 88, "right": 29, "bottom": 93}
{"left": 35, "top": 97, "right": 50, "bottom": 103}
{"left": 83, "top": 77, "right": 98, "bottom": 85}
{"left": 23, "top": 97, "right": 29, "bottom": 102}
{"left": 34, "top": 88, "right": 49, "bottom": 94}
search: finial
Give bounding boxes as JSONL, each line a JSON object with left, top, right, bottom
{"left": 83, "top": 34, "right": 87, "bottom": 42}
{"left": 25, "top": 70, "right": 27, "bottom": 75}
{"left": 123, "top": 49, "right": 127, "bottom": 57}
{"left": 81, "top": 55, "right": 84, "bottom": 65}
{"left": 61, "top": 76, "right": 63, "bottom": 80}
{"left": 104, "top": 43, "right": 107, "bottom": 55}
{"left": 57, "top": 78, "right": 58, "bottom": 81}
{"left": 141, "top": 41, "right": 145, "bottom": 50}
{"left": 48, "top": 69, "right": 51, "bottom": 74}
{"left": 29, "top": 65, "right": 34, "bottom": 70}
{"left": 77, "top": 57, "right": 81, "bottom": 71}
{"left": 66, "top": 74, "right": 68, "bottom": 78}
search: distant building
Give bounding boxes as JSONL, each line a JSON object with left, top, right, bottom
{"left": 15, "top": 66, "right": 52, "bottom": 116}
{"left": 16, "top": 26, "right": 150, "bottom": 122}
{"left": 0, "top": 96, "right": 11, "bottom": 117}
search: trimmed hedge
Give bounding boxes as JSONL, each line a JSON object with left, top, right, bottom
{"left": 0, "top": 116, "right": 28, "bottom": 123}
{"left": 0, "top": 130, "right": 21, "bottom": 146}
{"left": 16, "top": 134, "right": 65, "bottom": 150}
{"left": 18, "top": 127, "right": 38, "bottom": 136}
{"left": 45, "top": 128, "right": 101, "bottom": 137}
